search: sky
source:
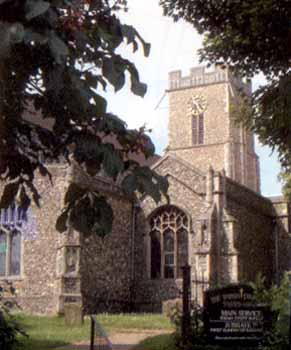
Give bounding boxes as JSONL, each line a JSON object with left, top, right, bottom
{"left": 104, "top": 0, "right": 282, "bottom": 197}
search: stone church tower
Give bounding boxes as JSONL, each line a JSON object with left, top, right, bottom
{"left": 167, "top": 66, "right": 260, "bottom": 192}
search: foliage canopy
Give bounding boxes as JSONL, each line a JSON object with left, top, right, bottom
{"left": 0, "top": 0, "right": 168, "bottom": 236}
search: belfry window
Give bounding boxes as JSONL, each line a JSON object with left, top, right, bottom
{"left": 149, "top": 206, "right": 189, "bottom": 279}
{"left": 192, "top": 113, "right": 204, "bottom": 145}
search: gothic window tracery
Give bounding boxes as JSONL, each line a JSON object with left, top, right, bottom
{"left": 149, "top": 206, "right": 189, "bottom": 279}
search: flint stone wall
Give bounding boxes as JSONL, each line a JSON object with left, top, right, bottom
{"left": 0, "top": 165, "right": 69, "bottom": 314}
{"left": 225, "top": 178, "right": 290, "bottom": 284}
{"left": 72, "top": 166, "right": 133, "bottom": 313}
{"left": 80, "top": 193, "right": 133, "bottom": 313}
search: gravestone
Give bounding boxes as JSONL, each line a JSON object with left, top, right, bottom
{"left": 64, "top": 303, "right": 83, "bottom": 327}
{"left": 204, "top": 284, "right": 272, "bottom": 346}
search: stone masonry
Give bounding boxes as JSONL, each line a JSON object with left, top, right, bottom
{"left": 167, "top": 66, "right": 260, "bottom": 192}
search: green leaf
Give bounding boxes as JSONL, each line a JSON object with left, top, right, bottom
{"left": 143, "top": 43, "right": 151, "bottom": 57}
{"left": 73, "top": 133, "right": 102, "bottom": 164}
{"left": 141, "top": 135, "right": 155, "bottom": 157}
{"left": 121, "top": 174, "right": 137, "bottom": 196}
{"left": 101, "top": 144, "right": 124, "bottom": 178}
{"left": 131, "top": 78, "right": 147, "bottom": 97}
{"left": 17, "top": 186, "right": 31, "bottom": 211}
{"left": 132, "top": 167, "right": 169, "bottom": 203}
{"left": 92, "top": 195, "right": 113, "bottom": 237}
{"left": 127, "top": 62, "right": 147, "bottom": 97}
{"left": 56, "top": 209, "right": 69, "bottom": 233}
{"left": 0, "top": 182, "right": 20, "bottom": 208}
{"left": 106, "top": 114, "right": 127, "bottom": 133}
{"left": 121, "top": 24, "right": 151, "bottom": 57}
{"left": 154, "top": 173, "right": 169, "bottom": 196}
{"left": 121, "top": 24, "right": 138, "bottom": 52}
{"left": 134, "top": 167, "right": 162, "bottom": 203}
{"left": 48, "top": 31, "right": 69, "bottom": 64}
{"left": 25, "top": 181, "right": 41, "bottom": 207}
{"left": 85, "top": 72, "right": 98, "bottom": 87}
{"left": 91, "top": 93, "right": 107, "bottom": 116}
{"left": 64, "top": 183, "right": 86, "bottom": 206}
{"left": 102, "top": 57, "right": 126, "bottom": 92}
{"left": 25, "top": 0, "right": 50, "bottom": 21}
{"left": 69, "top": 193, "right": 113, "bottom": 237}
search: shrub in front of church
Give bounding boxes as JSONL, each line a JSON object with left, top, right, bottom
{"left": 249, "top": 273, "right": 289, "bottom": 337}
{"left": 170, "top": 301, "right": 209, "bottom": 350}
{"left": 248, "top": 273, "right": 289, "bottom": 350}
{"left": 0, "top": 282, "right": 26, "bottom": 350}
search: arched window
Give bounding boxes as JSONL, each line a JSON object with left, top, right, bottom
{"left": 149, "top": 206, "right": 189, "bottom": 279}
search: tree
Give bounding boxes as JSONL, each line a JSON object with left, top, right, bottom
{"left": 0, "top": 0, "right": 168, "bottom": 236}
{"left": 160, "top": 0, "right": 291, "bottom": 195}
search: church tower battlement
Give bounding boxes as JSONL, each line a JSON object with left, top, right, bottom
{"left": 168, "top": 66, "right": 252, "bottom": 95}
{"left": 167, "top": 66, "right": 260, "bottom": 193}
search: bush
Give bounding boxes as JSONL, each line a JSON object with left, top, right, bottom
{"left": 250, "top": 272, "right": 290, "bottom": 337}
{"left": 0, "top": 281, "right": 26, "bottom": 350}
{"left": 249, "top": 273, "right": 289, "bottom": 350}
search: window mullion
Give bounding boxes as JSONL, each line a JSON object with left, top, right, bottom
{"left": 174, "top": 220, "right": 178, "bottom": 279}
{"left": 160, "top": 224, "right": 164, "bottom": 279}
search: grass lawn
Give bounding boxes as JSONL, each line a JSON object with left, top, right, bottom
{"left": 15, "top": 313, "right": 174, "bottom": 350}
{"left": 133, "top": 333, "right": 176, "bottom": 350}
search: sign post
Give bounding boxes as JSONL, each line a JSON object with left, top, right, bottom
{"left": 181, "top": 264, "right": 191, "bottom": 342}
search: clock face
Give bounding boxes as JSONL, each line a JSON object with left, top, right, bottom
{"left": 188, "top": 95, "right": 207, "bottom": 116}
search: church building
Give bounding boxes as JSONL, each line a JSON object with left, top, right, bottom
{"left": 0, "top": 66, "right": 290, "bottom": 314}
